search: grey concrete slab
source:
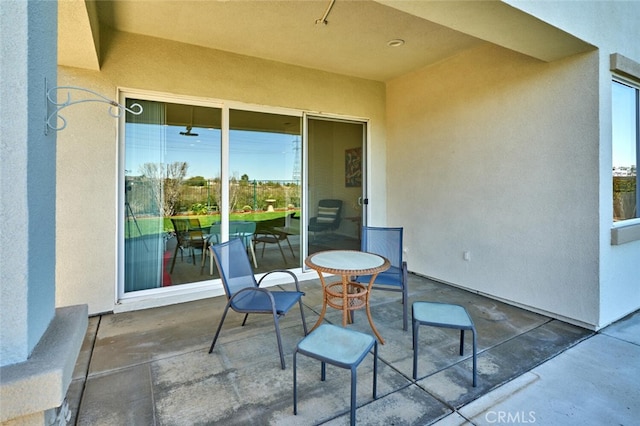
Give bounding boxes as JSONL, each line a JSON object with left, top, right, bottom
{"left": 600, "top": 309, "right": 640, "bottom": 345}
{"left": 65, "top": 274, "right": 614, "bottom": 426}
{"left": 77, "top": 363, "right": 155, "bottom": 425}
{"left": 417, "top": 319, "right": 593, "bottom": 409}
{"left": 455, "top": 334, "right": 640, "bottom": 426}
{"left": 317, "top": 385, "right": 452, "bottom": 426}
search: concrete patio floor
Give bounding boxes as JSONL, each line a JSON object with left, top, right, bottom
{"left": 66, "top": 274, "right": 639, "bottom": 425}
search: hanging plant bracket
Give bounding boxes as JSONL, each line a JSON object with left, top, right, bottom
{"left": 45, "top": 78, "right": 143, "bottom": 134}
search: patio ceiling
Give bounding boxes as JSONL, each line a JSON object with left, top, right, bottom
{"left": 59, "top": 0, "right": 593, "bottom": 82}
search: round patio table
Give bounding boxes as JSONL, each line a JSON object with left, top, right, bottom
{"left": 305, "top": 250, "right": 390, "bottom": 343}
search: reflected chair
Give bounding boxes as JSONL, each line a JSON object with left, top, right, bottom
{"left": 308, "top": 199, "right": 342, "bottom": 240}
{"left": 170, "top": 218, "right": 207, "bottom": 273}
{"left": 230, "top": 221, "right": 258, "bottom": 268}
{"left": 208, "top": 238, "right": 308, "bottom": 369}
{"left": 202, "top": 223, "right": 221, "bottom": 275}
{"left": 354, "top": 226, "right": 409, "bottom": 330}
{"left": 254, "top": 217, "right": 295, "bottom": 264}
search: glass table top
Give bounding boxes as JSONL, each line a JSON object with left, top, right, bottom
{"left": 307, "top": 250, "right": 385, "bottom": 271}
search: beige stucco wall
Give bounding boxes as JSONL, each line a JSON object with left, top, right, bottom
{"left": 56, "top": 30, "right": 386, "bottom": 314}
{"left": 506, "top": 0, "right": 640, "bottom": 327}
{"left": 386, "top": 43, "right": 601, "bottom": 327}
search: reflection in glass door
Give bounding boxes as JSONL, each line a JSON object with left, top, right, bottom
{"left": 307, "top": 117, "right": 366, "bottom": 255}
{"left": 228, "top": 110, "right": 302, "bottom": 273}
{"left": 123, "top": 100, "right": 221, "bottom": 292}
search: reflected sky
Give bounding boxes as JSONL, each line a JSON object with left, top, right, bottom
{"left": 125, "top": 123, "right": 299, "bottom": 181}
{"left": 612, "top": 81, "right": 638, "bottom": 170}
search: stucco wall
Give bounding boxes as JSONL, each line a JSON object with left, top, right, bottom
{"left": 386, "top": 43, "right": 601, "bottom": 327}
{"left": 56, "top": 30, "right": 386, "bottom": 314}
{"left": 507, "top": 0, "right": 640, "bottom": 327}
{"left": 1, "top": 0, "right": 57, "bottom": 365}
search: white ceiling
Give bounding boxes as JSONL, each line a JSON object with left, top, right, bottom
{"left": 59, "top": 1, "right": 593, "bottom": 83}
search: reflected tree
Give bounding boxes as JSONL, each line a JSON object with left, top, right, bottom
{"left": 139, "top": 161, "right": 188, "bottom": 217}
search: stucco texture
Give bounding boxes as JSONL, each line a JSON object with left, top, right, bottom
{"left": 386, "top": 43, "right": 600, "bottom": 327}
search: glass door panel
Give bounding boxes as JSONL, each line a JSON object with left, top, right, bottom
{"left": 124, "top": 100, "right": 221, "bottom": 292}
{"left": 307, "top": 117, "right": 366, "bottom": 255}
{"left": 229, "top": 109, "right": 302, "bottom": 273}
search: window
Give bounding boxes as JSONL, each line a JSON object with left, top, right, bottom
{"left": 612, "top": 80, "right": 639, "bottom": 223}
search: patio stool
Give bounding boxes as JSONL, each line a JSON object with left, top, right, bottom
{"left": 412, "top": 301, "right": 477, "bottom": 386}
{"left": 293, "top": 324, "right": 377, "bottom": 426}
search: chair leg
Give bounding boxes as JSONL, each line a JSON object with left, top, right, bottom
{"left": 200, "top": 244, "right": 208, "bottom": 274}
{"left": 285, "top": 236, "right": 296, "bottom": 258}
{"left": 248, "top": 240, "right": 258, "bottom": 268}
{"left": 350, "top": 367, "right": 357, "bottom": 426}
{"left": 402, "top": 284, "right": 409, "bottom": 331}
{"left": 169, "top": 244, "right": 181, "bottom": 273}
{"left": 276, "top": 240, "right": 287, "bottom": 263}
{"left": 210, "top": 246, "right": 216, "bottom": 275}
{"left": 273, "top": 312, "right": 286, "bottom": 369}
{"left": 459, "top": 330, "right": 465, "bottom": 356}
{"left": 412, "top": 319, "right": 419, "bottom": 380}
{"left": 372, "top": 341, "right": 378, "bottom": 399}
{"left": 209, "top": 303, "right": 231, "bottom": 353}
{"left": 293, "top": 350, "right": 298, "bottom": 414}
{"left": 298, "top": 299, "right": 308, "bottom": 335}
{"left": 472, "top": 328, "right": 477, "bottom": 387}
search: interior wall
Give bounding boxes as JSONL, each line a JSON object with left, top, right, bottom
{"left": 307, "top": 119, "right": 364, "bottom": 237}
{"left": 386, "top": 43, "right": 601, "bottom": 328}
{"left": 56, "top": 29, "right": 386, "bottom": 314}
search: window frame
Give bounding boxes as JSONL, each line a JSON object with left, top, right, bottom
{"left": 611, "top": 76, "right": 640, "bottom": 244}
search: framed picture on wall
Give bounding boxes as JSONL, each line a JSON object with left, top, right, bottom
{"left": 345, "top": 147, "right": 362, "bottom": 187}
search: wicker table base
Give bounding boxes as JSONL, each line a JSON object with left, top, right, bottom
{"left": 305, "top": 250, "right": 390, "bottom": 344}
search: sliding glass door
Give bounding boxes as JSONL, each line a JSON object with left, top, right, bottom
{"left": 123, "top": 100, "right": 222, "bottom": 292}
{"left": 226, "top": 109, "right": 302, "bottom": 274}
{"left": 120, "top": 93, "right": 367, "bottom": 298}
{"left": 306, "top": 117, "right": 366, "bottom": 255}
{"left": 121, "top": 96, "right": 302, "bottom": 295}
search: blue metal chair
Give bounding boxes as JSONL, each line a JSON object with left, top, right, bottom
{"left": 208, "top": 238, "right": 308, "bottom": 369}
{"left": 293, "top": 324, "right": 377, "bottom": 426}
{"left": 354, "top": 226, "right": 409, "bottom": 330}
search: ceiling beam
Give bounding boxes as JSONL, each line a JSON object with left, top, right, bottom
{"left": 58, "top": 0, "right": 100, "bottom": 70}
{"left": 376, "top": 0, "right": 594, "bottom": 62}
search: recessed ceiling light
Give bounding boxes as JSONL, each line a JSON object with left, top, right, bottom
{"left": 387, "top": 39, "right": 405, "bottom": 47}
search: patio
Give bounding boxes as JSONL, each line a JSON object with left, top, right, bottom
{"left": 65, "top": 273, "right": 639, "bottom": 425}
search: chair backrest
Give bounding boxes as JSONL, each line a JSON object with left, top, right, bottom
{"left": 361, "top": 226, "right": 403, "bottom": 269}
{"left": 171, "top": 217, "right": 204, "bottom": 245}
{"left": 210, "top": 238, "right": 258, "bottom": 299}
{"left": 230, "top": 220, "right": 256, "bottom": 235}
{"left": 208, "top": 223, "right": 221, "bottom": 244}
{"left": 171, "top": 218, "right": 191, "bottom": 245}
{"left": 316, "top": 199, "right": 343, "bottom": 227}
{"left": 187, "top": 217, "right": 202, "bottom": 231}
